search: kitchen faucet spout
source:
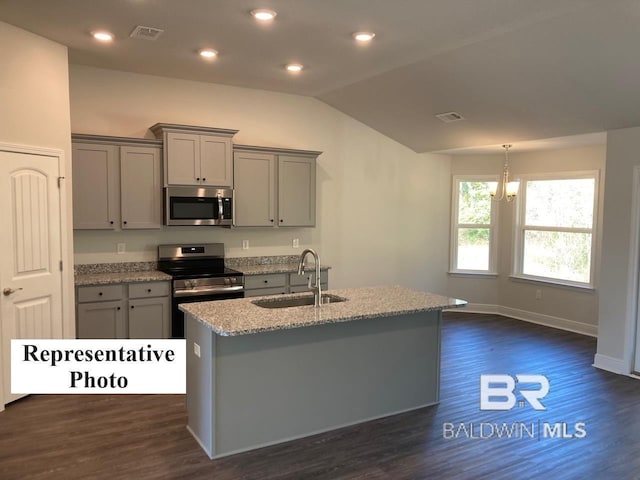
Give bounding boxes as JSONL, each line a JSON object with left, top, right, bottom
{"left": 297, "top": 248, "right": 322, "bottom": 307}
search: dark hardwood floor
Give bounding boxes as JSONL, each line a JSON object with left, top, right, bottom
{"left": 2, "top": 312, "right": 640, "bottom": 480}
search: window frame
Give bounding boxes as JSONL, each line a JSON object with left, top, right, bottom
{"left": 512, "top": 170, "right": 599, "bottom": 289}
{"left": 450, "top": 175, "right": 499, "bottom": 275}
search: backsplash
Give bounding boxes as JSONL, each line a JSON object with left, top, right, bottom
{"left": 225, "top": 255, "right": 301, "bottom": 267}
{"left": 74, "top": 261, "right": 159, "bottom": 275}
{"left": 74, "top": 256, "right": 302, "bottom": 275}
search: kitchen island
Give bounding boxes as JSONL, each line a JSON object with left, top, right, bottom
{"left": 180, "top": 286, "right": 466, "bottom": 459}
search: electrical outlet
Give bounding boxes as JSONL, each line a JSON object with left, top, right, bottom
{"left": 535, "top": 289, "right": 542, "bottom": 300}
{"left": 242, "top": 240, "right": 249, "bottom": 250}
{"left": 194, "top": 342, "right": 201, "bottom": 358}
{"left": 293, "top": 238, "right": 299, "bottom": 248}
{"left": 117, "top": 243, "right": 126, "bottom": 254}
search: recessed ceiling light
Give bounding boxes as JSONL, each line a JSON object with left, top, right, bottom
{"left": 199, "top": 49, "right": 218, "bottom": 59}
{"left": 92, "top": 31, "right": 114, "bottom": 42}
{"left": 285, "top": 63, "right": 303, "bottom": 73}
{"left": 353, "top": 32, "right": 375, "bottom": 42}
{"left": 251, "top": 9, "right": 277, "bottom": 21}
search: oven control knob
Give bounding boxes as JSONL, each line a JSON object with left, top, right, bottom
{"left": 224, "top": 278, "right": 231, "bottom": 285}
{"left": 231, "top": 277, "right": 237, "bottom": 284}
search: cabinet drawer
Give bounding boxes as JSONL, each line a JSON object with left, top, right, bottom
{"left": 128, "top": 281, "right": 170, "bottom": 299}
{"left": 244, "top": 287, "right": 289, "bottom": 298}
{"left": 244, "top": 274, "right": 287, "bottom": 290}
{"left": 77, "top": 284, "right": 124, "bottom": 303}
{"left": 290, "top": 283, "right": 328, "bottom": 294}
{"left": 290, "top": 270, "right": 328, "bottom": 286}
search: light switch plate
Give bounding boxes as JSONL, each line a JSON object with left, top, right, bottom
{"left": 117, "top": 243, "right": 126, "bottom": 254}
{"left": 293, "top": 238, "right": 299, "bottom": 248}
{"left": 194, "top": 342, "right": 201, "bottom": 358}
{"left": 242, "top": 240, "right": 249, "bottom": 250}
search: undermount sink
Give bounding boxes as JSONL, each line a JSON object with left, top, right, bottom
{"left": 252, "top": 294, "right": 347, "bottom": 309}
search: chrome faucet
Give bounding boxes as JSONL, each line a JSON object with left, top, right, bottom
{"left": 297, "top": 248, "right": 322, "bottom": 307}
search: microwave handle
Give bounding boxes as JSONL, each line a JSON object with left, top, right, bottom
{"left": 218, "top": 193, "right": 224, "bottom": 220}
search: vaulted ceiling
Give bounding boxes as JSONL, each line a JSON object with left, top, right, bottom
{"left": 0, "top": 0, "right": 636, "bottom": 153}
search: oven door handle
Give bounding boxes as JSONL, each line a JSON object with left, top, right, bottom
{"left": 174, "top": 285, "right": 244, "bottom": 298}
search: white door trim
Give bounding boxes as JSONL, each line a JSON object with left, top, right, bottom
{"left": 630, "top": 166, "right": 640, "bottom": 374}
{"left": 0, "top": 142, "right": 73, "bottom": 412}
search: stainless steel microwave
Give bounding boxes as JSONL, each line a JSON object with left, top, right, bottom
{"left": 164, "top": 186, "right": 233, "bottom": 226}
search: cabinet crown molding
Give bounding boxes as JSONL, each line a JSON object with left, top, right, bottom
{"left": 72, "top": 133, "right": 162, "bottom": 148}
{"left": 233, "top": 144, "right": 322, "bottom": 157}
{"left": 149, "top": 123, "right": 239, "bottom": 139}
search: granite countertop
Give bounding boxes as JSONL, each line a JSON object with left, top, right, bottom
{"left": 180, "top": 285, "right": 467, "bottom": 336}
{"left": 234, "top": 263, "right": 330, "bottom": 275}
{"left": 75, "top": 270, "right": 172, "bottom": 286}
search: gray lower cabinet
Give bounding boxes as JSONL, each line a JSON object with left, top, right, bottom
{"left": 128, "top": 297, "right": 170, "bottom": 339}
{"left": 72, "top": 134, "right": 162, "bottom": 230}
{"left": 77, "top": 300, "right": 126, "bottom": 339}
{"left": 244, "top": 273, "right": 288, "bottom": 297}
{"left": 76, "top": 281, "right": 170, "bottom": 339}
{"left": 127, "top": 282, "right": 170, "bottom": 338}
{"left": 233, "top": 145, "right": 320, "bottom": 228}
{"left": 243, "top": 271, "right": 329, "bottom": 297}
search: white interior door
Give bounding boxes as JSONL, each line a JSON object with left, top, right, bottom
{"left": 0, "top": 150, "right": 63, "bottom": 405}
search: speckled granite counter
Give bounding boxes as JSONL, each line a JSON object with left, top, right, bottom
{"left": 180, "top": 285, "right": 465, "bottom": 336}
{"left": 233, "top": 263, "right": 330, "bottom": 275}
{"left": 184, "top": 285, "right": 466, "bottom": 459}
{"left": 75, "top": 270, "right": 171, "bottom": 286}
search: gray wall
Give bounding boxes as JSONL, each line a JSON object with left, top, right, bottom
{"left": 69, "top": 65, "right": 452, "bottom": 295}
{"left": 448, "top": 144, "right": 606, "bottom": 334}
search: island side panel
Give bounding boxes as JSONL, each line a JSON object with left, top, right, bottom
{"left": 212, "top": 310, "right": 441, "bottom": 458}
{"left": 185, "top": 312, "right": 215, "bottom": 457}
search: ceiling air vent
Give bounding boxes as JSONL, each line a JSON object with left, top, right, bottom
{"left": 436, "top": 111, "right": 465, "bottom": 123}
{"left": 129, "top": 25, "right": 164, "bottom": 41}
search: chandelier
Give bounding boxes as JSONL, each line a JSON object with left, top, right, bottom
{"left": 489, "top": 144, "right": 519, "bottom": 202}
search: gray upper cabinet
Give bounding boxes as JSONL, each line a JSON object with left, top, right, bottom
{"left": 233, "top": 145, "right": 320, "bottom": 228}
{"left": 234, "top": 150, "right": 277, "bottom": 227}
{"left": 120, "top": 145, "right": 162, "bottom": 229}
{"left": 72, "top": 142, "right": 119, "bottom": 230}
{"left": 278, "top": 154, "right": 316, "bottom": 227}
{"left": 150, "top": 123, "right": 238, "bottom": 187}
{"left": 72, "top": 135, "right": 163, "bottom": 230}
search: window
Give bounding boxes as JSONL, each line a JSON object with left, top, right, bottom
{"left": 450, "top": 176, "right": 498, "bottom": 274}
{"left": 514, "top": 172, "right": 598, "bottom": 287}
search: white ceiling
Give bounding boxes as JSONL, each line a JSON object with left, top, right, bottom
{"left": 0, "top": 0, "right": 633, "bottom": 153}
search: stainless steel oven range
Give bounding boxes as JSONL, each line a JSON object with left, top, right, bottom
{"left": 157, "top": 243, "right": 244, "bottom": 338}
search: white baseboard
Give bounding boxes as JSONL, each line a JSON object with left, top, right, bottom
{"left": 454, "top": 303, "right": 598, "bottom": 337}
{"left": 592, "top": 354, "right": 627, "bottom": 374}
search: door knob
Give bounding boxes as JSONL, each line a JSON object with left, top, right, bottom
{"left": 3, "top": 287, "right": 23, "bottom": 296}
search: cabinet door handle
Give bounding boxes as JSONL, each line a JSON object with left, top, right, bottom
{"left": 264, "top": 280, "right": 268, "bottom": 284}
{"left": 270, "top": 219, "right": 274, "bottom": 223}
{"left": 279, "top": 219, "right": 284, "bottom": 223}
{"left": 202, "top": 177, "right": 206, "bottom": 182}
{"left": 131, "top": 305, "right": 135, "bottom": 309}
{"left": 110, "top": 221, "right": 114, "bottom": 225}
{"left": 196, "top": 177, "right": 200, "bottom": 181}
{"left": 98, "top": 292, "right": 103, "bottom": 296}
{"left": 123, "top": 221, "right": 127, "bottom": 225}
{"left": 117, "top": 307, "right": 121, "bottom": 310}
{"left": 147, "top": 288, "right": 152, "bottom": 293}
